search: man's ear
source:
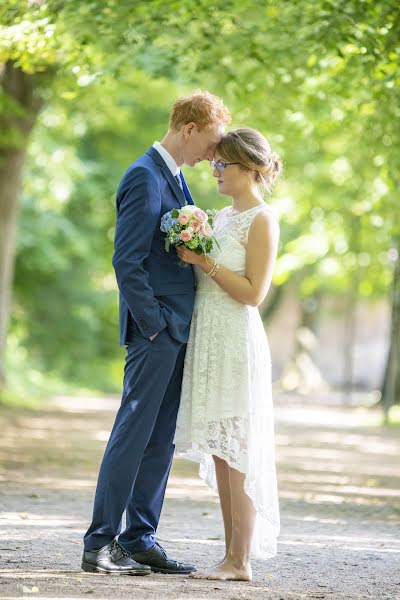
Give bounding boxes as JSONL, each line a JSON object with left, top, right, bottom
{"left": 183, "top": 122, "right": 196, "bottom": 138}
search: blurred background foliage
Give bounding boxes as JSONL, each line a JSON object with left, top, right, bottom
{"left": 0, "top": 0, "right": 398, "bottom": 416}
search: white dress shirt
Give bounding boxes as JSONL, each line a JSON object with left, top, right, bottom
{"left": 152, "top": 141, "right": 181, "bottom": 178}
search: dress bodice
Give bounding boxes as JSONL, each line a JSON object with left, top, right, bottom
{"left": 195, "top": 204, "right": 278, "bottom": 294}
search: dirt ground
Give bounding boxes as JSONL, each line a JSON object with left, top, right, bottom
{"left": 0, "top": 392, "right": 399, "bottom": 600}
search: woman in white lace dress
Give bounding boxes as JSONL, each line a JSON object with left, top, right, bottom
{"left": 175, "top": 128, "right": 281, "bottom": 581}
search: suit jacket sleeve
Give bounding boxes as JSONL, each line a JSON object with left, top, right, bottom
{"left": 112, "top": 165, "right": 167, "bottom": 338}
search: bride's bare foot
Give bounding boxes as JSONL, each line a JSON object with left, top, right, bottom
{"left": 189, "top": 559, "right": 252, "bottom": 581}
{"left": 188, "top": 554, "right": 227, "bottom": 578}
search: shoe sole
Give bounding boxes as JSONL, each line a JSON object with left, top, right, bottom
{"left": 149, "top": 566, "right": 196, "bottom": 575}
{"left": 81, "top": 561, "right": 151, "bottom": 576}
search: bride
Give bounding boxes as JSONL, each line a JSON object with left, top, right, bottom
{"left": 175, "top": 128, "right": 282, "bottom": 581}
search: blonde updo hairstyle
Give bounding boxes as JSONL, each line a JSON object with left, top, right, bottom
{"left": 217, "top": 128, "right": 282, "bottom": 193}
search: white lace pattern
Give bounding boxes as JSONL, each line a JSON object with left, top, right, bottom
{"left": 175, "top": 205, "right": 280, "bottom": 559}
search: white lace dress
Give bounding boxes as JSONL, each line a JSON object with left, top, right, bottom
{"left": 175, "top": 204, "right": 280, "bottom": 560}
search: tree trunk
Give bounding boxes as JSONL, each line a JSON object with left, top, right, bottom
{"left": 341, "top": 217, "right": 360, "bottom": 404}
{"left": 0, "top": 61, "right": 45, "bottom": 386}
{"left": 381, "top": 240, "right": 400, "bottom": 421}
{"left": 341, "top": 275, "right": 358, "bottom": 405}
{"left": 280, "top": 292, "right": 327, "bottom": 393}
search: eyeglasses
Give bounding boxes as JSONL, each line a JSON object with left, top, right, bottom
{"left": 210, "top": 160, "right": 241, "bottom": 172}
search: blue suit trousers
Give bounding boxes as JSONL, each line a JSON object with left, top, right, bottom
{"left": 84, "top": 325, "right": 186, "bottom": 552}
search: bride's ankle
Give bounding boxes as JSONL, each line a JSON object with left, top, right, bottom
{"left": 225, "top": 553, "right": 251, "bottom": 572}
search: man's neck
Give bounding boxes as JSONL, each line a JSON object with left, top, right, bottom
{"left": 159, "top": 131, "right": 184, "bottom": 167}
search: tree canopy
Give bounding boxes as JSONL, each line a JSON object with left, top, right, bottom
{"left": 1, "top": 0, "right": 399, "bottom": 402}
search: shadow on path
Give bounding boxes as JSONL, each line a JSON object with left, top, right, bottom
{"left": 0, "top": 393, "right": 399, "bottom": 599}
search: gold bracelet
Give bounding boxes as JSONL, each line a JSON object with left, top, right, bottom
{"left": 204, "top": 255, "right": 214, "bottom": 275}
{"left": 209, "top": 262, "right": 220, "bottom": 278}
{"left": 204, "top": 257, "right": 216, "bottom": 277}
{"left": 205, "top": 258, "right": 220, "bottom": 278}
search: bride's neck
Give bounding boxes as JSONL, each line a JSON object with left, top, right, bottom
{"left": 231, "top": 189, "right": 264, "bottom": 213}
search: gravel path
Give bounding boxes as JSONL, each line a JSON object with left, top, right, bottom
{"left": 0, "top": 393, "right": 399, "bottom": 599}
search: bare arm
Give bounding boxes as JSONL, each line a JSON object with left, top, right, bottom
{"left": 176, "top": 211, "right": 279, "bottom": 307}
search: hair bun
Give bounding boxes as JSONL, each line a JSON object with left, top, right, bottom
{"left": 270, "top": 152, "right": 283, "bottom": 179}
{"left": 259, "top": 152, "right": 282, "bottom": 180}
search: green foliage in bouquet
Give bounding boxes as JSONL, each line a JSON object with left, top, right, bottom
{"left": 161, "top": 207, "right": 220, "bottom": 260}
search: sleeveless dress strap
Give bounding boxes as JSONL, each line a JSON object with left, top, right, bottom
{"left": 238, "top": 206, "right": 280, "bottom": 246}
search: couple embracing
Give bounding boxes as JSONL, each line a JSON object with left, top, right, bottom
{"left": 82, "top": 90, "right": 281, "bottom": 582}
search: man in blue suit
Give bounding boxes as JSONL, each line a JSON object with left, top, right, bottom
{"left": 82, "top": 91, "right": 231, "bottom": 575}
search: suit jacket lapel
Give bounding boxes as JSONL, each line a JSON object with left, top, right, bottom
{"left": 146, "top": 146, "right": 186, "bottom": 208}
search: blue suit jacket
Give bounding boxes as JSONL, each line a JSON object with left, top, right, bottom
{"left": 113, "top": 146, "right": 196, "bottom": 344}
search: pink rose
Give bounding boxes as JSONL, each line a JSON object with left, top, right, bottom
{"left": 178, "top": 213, "right": 189, "bottom": 224}
{"left": 180, "top": 230, "right": 192, "bottom": 242}
{"left": 194, "top": 209, "right": 208, "bottom": 222}
{"left": 201, "top": 222, "right": 213, "bottom": 238}
{"left": 191, "top": 221, "right": 202, "bottom": 232}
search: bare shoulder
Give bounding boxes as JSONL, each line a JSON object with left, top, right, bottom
{"left": 249, "top": 208, "right": 280, "bottom": 242}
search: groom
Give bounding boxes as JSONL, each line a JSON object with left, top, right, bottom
{"left": 82, "top": 91, "right": 231, "bottom": 575}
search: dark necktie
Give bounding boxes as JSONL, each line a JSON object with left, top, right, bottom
{"left": 175, "top": 173, "right": 183, "bottom": 189}
{"left": 176, "top": 170, "right": 193, "bottom": 205}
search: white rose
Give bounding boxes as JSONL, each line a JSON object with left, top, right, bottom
{"left": 180, "top": 205, "right": 198, "bottom": 215}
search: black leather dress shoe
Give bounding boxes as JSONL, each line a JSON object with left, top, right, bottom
{"left": 130, "top": 541, "right": 196, "bottom": 574}
{"left": 81, "top": 539, "right": 151, "bottom": 575}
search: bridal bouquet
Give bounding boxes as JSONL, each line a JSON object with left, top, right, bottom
{"left": 160, "top": 205, "right": 219, "bottom": 260}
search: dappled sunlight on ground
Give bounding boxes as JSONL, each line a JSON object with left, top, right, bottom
{"left": 0, "top": 392, "right": 399, "bottom": 599}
